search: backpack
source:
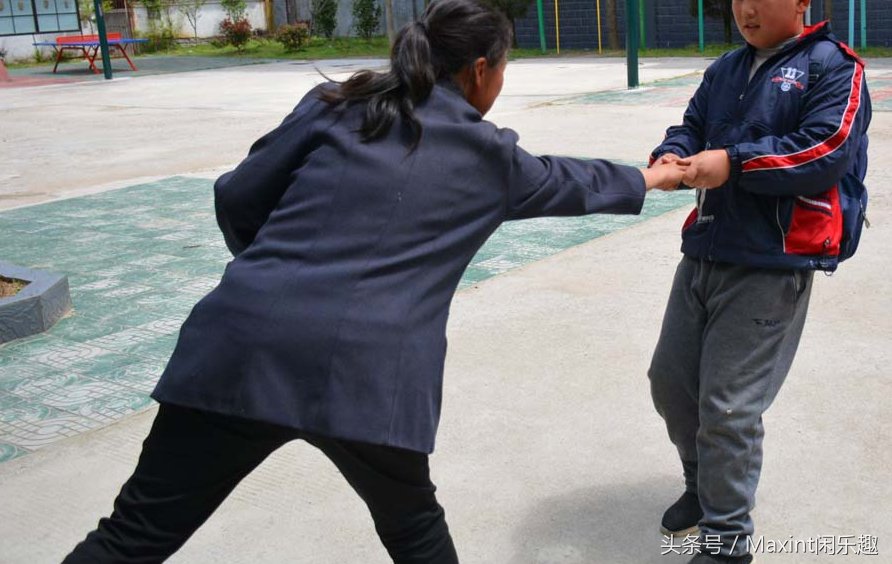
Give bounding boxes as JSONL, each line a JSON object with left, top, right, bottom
{"left": 809, "top": 40, "right": 871, "bottom": 270}
{"left": 836, "top": 173, "right": 869, "bottom": 264}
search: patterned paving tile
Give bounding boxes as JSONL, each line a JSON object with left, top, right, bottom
{"left": 0, "top": 174, "right": 691, "bottom": 462}
{"left": 0, "top": 391, "right": 27, "bottom": 410}
{"left": 79, "top": 360, "right": 165, "bottom": 395}
{"left": 0, "top": 369, "right": 83, "bottom": 400}
{"left": 0, "top": 442, "right": 31, "bottom": 463}
{"left": 572, "top": 74, "right": 703, "bottom": 107}
{"left": 0, "top": 335, "right": 58, "bottom": 369}
{"left": 0, "top": 363, "right": 58, "bottom": 385}
{"left": 60, "top": 390, "right": 156, "bottom": 426}
{"left": 0, "top": 402, "right": 103, "bottom": 449}
{"left": 27, "top": 341, "right": 121, "bottom": 372}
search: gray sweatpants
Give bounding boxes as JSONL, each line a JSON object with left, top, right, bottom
{"left": 649, "top": 256, "right": 813, "bottom": 557}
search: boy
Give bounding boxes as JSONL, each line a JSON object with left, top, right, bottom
{"left": 647, "top": 1, "right": 871, "bottom": 563}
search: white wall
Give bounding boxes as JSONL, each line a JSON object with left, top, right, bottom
{"left": 131, "top": 1, "right": 267, "bottom": 39}
{"left": 0, "top": 0, "right": 267, "bottom": 62}
{"left": 1, "top": 32, "right": 63, "bottom": 62}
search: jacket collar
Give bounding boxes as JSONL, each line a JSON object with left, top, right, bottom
{"left": 799, "top": 20, "right": 831, "bottom": 42}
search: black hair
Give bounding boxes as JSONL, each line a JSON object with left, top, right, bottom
{"left": 319, "top": 0, "right": 512, "bottom": 150}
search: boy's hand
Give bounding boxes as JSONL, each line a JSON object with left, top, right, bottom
{"left": 678, "top": 149, "right": 730, "bottom": 189}
{"left": 641, "top": 160, "right": 688, "bottom": 191}
{"left": 656, "top": 153, "right": 682, "bottom": 165}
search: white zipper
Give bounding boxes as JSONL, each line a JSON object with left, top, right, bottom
{"left": 776, "top": 199, "right": 787, "bottom": 254}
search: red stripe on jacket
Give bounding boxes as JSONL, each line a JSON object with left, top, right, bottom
{"left": 742, "top": 62, "right": 863, "bottom": 172}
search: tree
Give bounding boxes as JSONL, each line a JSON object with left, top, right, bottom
{"left": 78, "top": 0, "right": 113, "bottom": 34}
{"left": 177, "top": 0, "right": 207, "bottom": 43}
{"left": 220, "top": 0, "right": 247, "bottom": 21}
{"left": 690, "top": 0, "right": 734, "bottom": 45}
{"left": 352, "top": 0, "right": 381, "bottom": 40}
{"left": 606, "top": 0, "right": 619, "bottom": 50}
{"left": 138, "top": 0, "right": 178, "bottom": 51}
{"left": 484, "top": 0, "right": 531, "bottom": 48}
{"left": 383, "top": 0, "right": 395, "bottom": 42}
{"left": 311, "top": 0, "right": 338, "bottom": 39}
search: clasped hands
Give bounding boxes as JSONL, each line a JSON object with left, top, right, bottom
{"left": 642, "top": 149, "right": 731, "bottom": 191}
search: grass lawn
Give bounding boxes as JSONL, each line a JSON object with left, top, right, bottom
{"left": 165, "top": 36, "right": 392, "bottom": 60}
{"left": 165, "top": 39, "right": 892, "bottom": 61}
{"left": 8, "top": 36, "right": 892, "bottom": 68}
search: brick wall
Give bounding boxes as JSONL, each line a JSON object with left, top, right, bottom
{"left": 515, "top": 0, "right": 892, "bottom": 50}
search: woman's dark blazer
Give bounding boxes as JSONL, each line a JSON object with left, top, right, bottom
{"left": 151, "top": 80, "right": 646, "bottom": 453}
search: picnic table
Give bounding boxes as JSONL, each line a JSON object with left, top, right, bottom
{"left": 32, "top": 33, "right": 149, "bottom": 74}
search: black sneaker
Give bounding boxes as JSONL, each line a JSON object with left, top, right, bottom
{"left": 660, "top": 491, "right": 702, "bottom": 536}
{"left": 688, "top": 553, "right": 753, "bottom": 563}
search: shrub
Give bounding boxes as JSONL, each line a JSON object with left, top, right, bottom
{"left": 311, "top": 0, "right": 338, "bottom": 40}
{"left": 219, "top": 17, "right": 253, "bottom": 51}
{"left": 351, "top": 0, "right": 381, "bottom": 41}
{"left": 276, "top": 22, "right": 311, "bottom": 52}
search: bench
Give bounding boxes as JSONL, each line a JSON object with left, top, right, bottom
{"left": 32, "top": 33, "right": 149, "bottom": 74}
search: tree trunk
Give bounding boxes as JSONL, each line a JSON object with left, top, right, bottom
{"left": 823, "top": 0, "right": 832, "bottom": 20}
{"left": 607, "top": 0, "right": 619, "bottom": 50}
{"left": 384, "top": 0, "right": 395, "bottom": 42}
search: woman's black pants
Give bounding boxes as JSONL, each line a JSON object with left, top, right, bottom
{"left": 63, "top": 403, "right": 458, "bottom": 563}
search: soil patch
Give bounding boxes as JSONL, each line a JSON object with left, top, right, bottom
{"left": 0, "top": 275, "right": 29, "bottom": 298}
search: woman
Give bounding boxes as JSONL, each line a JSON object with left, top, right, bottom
{"left": 64, "top": 0, "right": 685, "bottom": 562}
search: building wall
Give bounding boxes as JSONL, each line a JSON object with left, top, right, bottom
{"left": 272, "top": 0, "right": 424, "bottom": 38}
{"left": 515, "top": 0, "right": 892, "bottom": 50}
{"left": 1, "top": 32, "right": 66, "bottom": 61}
{"left": 0, "top": 0, "right": 268, "bottom": 61}
{"left": 7, "top": 0, "right": 890, "bottom": 62}
{"left": 130, "top": 2, "right": 268, "bottom": 39}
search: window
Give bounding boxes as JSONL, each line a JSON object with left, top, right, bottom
{"left": 0, "top": 0, "right": 81, "bottom": 36}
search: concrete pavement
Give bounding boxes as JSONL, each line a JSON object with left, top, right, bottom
{"left": 1, "top": 56, "right": 890, "bottom": 563}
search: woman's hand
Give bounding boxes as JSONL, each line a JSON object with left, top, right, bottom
{"left": 641, "top": 160, "right": 689, "bottom": 191}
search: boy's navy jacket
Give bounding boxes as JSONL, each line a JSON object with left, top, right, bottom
{"left": 652, "top": 21, "right": 871, "bottom": 271}
{"left": 152, "top": 80, "right": 646, "bottom": 453}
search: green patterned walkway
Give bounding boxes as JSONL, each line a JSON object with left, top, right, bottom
{"left": 0, "top": 175, "right": 691, "bottom": 463}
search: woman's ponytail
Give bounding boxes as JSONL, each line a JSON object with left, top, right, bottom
{"left": 320, "top": 0, "right": 511, "bottom": 150}
{"left": 388, "top": 21, "right": 436, "bottom": 148}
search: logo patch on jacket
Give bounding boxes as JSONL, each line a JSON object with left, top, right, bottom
{"left": 772, "top": 67, "right": 806, "bottom": 92}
